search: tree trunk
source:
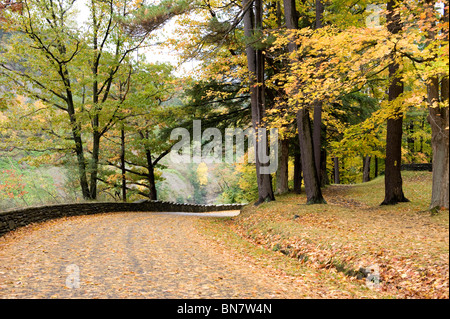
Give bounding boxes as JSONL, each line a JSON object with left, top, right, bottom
{"left": 89, "top": 6, "right": 100, "bottom": 200}
{"left": 374, "top": 156, "right": 378, "bottom": 178}
{"left": 297, "top": 109, "right": 326, "bottom": 203}
{"left": 320, "top": 145, "right": 329, "bottom": 186}
{"left": 293, "top": 147, "right": 303, "bottom": 193}
{"left": 90, "top": 130, "right": 100, "bottom": 200}
{"left": 426, "top": 0, "right": 449, "bottom": 210}
{"left": 145, "top": 148, "right": 158, "bottom": 201}
{"left": 333, "top": 157, "right": 340, "bottom": 184}
{"left": 420, "top": 117, "right": 425, "bottom": 153}
{"left": 72, "top": 121, "right": 91, "bottom": 200}
{"left": 243, "top": 0, "right": 275, "bottom": 205}
{"left": 313, "top": 0, "right": 324, "bottom": 183}
{"left": 284, "top": 0, "right": 326, "bottom": 204}
{"left": 363, "top": 156, "right": 371, "bottom": 182}
{"left": 276, "top": 137, "right": 289, "bottom": 194}
{"left": 315, "top": 0, "right": 324, "bottom": 29}
{"left": 313, "top": 103, "right": 322, "bottom": 183}
{"left": 428, "top": 76, "right": 449, "bottom": 209}
{"left": 381, "top": 0, "right": 409, "bottom": 205}
{"left": 382, "top": 107, "right": 409, "bottom": 204}
{"left": 121, "top": 127, "right": 127, "bottom": 202}
{"left": 407, "top": 121, "right": 415, "bottom": 154}
{"left": 65, "top": 73, "right": 91, "bottom": 200}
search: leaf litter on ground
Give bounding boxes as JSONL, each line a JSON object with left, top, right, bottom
{"left": 198, "top": 172, "right": 448, "bottom": 299}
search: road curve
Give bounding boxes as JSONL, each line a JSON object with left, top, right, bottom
{"left": 0, "top": 212, "right": 303, "bottom": 299}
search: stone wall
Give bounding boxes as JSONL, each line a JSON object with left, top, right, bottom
{"left": 0, "top": 201, "right": 245, "bottom": 237}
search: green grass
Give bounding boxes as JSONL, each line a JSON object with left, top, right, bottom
{"left": 197, "top": 171, "right": 449, "bottom": 299}
{"left": 344, "top": 171, "right": 433, "bottom": 208}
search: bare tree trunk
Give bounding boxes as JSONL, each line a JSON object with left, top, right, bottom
{"left": 363, "top": 156, "right": 371, "bottom": 183}
{"left": 313, "top": 104, "right": 322, "bottom": 183}
{"left": 121, "top": 127, "right": 127, "bottom": 202}
{"left": 407, "top": 121, "right": 415, "bottom": 155}
{"left": 374, "top": 156, "right": 378, "bottom": 178}
{"left": 276, "top": 138, "right": 289, "bottom": 194}
{"left": 426, "top": 0, "right": 449, "bottom": 209}
{"left": 428, "top": 76, "right": 449, "bottom": 209}
{"left": 313, "top": 0, "right": 325, "bottom": 183}
{"left": 293, "top": 144, "right": 302, "bottom": 193}
{"left": 333, "top": 157, "right": 340, "bottom": 184}
{"left": 315, "top": 0, "right": 324, "bottom": 29}
{"left": 68, "top": 104, "right": 91, "bottom": 200}
{"left": 320, "top": 145, "right": 329, "bottom": 186}
{"left": 62, "top": 64, "right": 91, "bottom": 200}
{"left": 284, "top": 0, "right": 325, "bottom": 204}
{"left": 145, "top": 148, "right": 158, "bottom": 201}
{"left": 90, "top": 131, "right": 100, "bottom": 199}
{"left": 89, "top": 0, "right": 100, "bottom": 200}
{"left": 297, "top": 109, "right": 325, "bottom": 203}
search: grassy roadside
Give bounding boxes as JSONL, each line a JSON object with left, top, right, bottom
{"left": 196, "top": 171, "right": 449, "bottom": 299}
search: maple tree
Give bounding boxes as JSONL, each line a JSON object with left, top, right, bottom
{"left": 264, "top": 0, "right": 448, "bottom": 207}
{"left": 282, "top": 0, "right": 326, "bottom": 204}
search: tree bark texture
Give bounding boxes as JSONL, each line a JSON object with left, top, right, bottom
{"left": 297, "top": 109, "right": 326, "bottom": 203}
{"left": 145, "top": 148, "right": 158, "bottom": 201}
{"left": 426, "top": 0, "right": 449, "bottom": 209}
{"left": 313, "top": 0, "right": 325, "bottom": 183}
{"left": 294, "top": 147, "right": 303, "bottom": 193}
{"left": 363, "top": 156, "right": 371, "bottom": 183}
{"left": 428, "top": 76, "right": 449, "bottom": 209}
{"left": 121, "top": 128, "right": 127, "bottom": 202}
{"left": 242, "top": 0, "right": 275, "bottom": 205}
{"left": 276, "top": 138, "right": 289, "bottom": 194}
{"left": 333, "top": 157, "right": 340, "bottom": 184}
{"left": 381, "top": 0, "right": 409, "bottom": 205}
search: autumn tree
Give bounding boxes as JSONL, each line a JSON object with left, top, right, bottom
{"left": 100, "top": 62, "right": 180, "bottom": 201}
{"left": 380, "top": 0, "right": 410, "bottom": 205}
{"left": 0, "top": 0, "right": 188, "bottom": 200}
{"left": 282, "top": 0, "right": 325, "bottom": 204}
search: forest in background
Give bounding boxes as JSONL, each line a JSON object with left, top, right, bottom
{"left": 0, "top": 0, "right": 448, "bottom": 211}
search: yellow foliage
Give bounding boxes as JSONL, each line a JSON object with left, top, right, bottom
{"left": 197, "top": 162, "right": 208, "bottom": 186}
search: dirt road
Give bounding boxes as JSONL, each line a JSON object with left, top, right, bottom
{"left": 0, "top": 212, "right": 305, "bottom": 299}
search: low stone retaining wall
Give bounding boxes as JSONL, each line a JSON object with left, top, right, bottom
{"left": 0, "top": 201, "right": 245, "bottom": 237}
